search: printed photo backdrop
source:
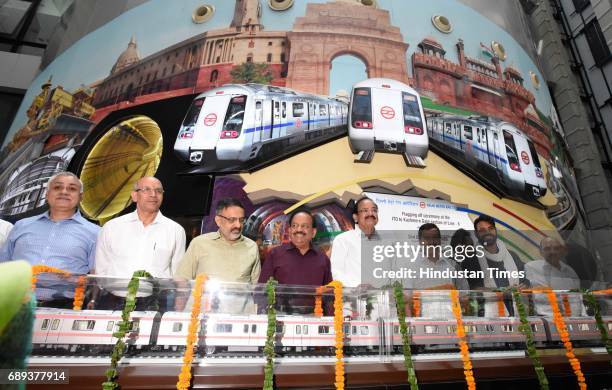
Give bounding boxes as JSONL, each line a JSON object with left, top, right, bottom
{"left": 0, "top": 0, "right": 590, "bottom": 275}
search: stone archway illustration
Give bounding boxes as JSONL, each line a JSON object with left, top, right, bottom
{"left": 286, "top": 1, "right": 410, "bottom": 95}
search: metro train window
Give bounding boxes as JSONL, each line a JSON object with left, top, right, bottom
{"left": 282, "top": 102, "right": 287, "bottom": 118}
{"left": 447, "top": 325, "right": 456, "bottom": 333}
{"left": 401, "top": 92, "right": 423, "bottom": 128}
{"left": 354, "top": 326, "right": 359, "bottom": 335}
{"left": 72, "top": 320, "right": 95, "bottom": 331}
{"left": 173, "top": 322, "right": 183, "bottom": 332}
{"left": 318, "top": 325, "right": 331, "bottom": 334}
{"left": 531, "top": 324, "right": 538, "bottom": 332}
{"left": 256, "top": 101, "right": 262, "bottom": 110}
{"left": 182, "top": 98, "right": 205, "bottom": 126}
{"left": 293, "top": 103, "right": 304, "bottom": 117}
{"left": 393, "top": 325, "right": 399, "bottom": 334}
{"left": 607, "top": 323, "right": 612, "bottom": 332}
{"left": 320, "top": 105, "right": 327, "bottom": 116}
{"left": 276, "top": 323, "right": 284, "bottom": 333}
{"left": 424, "top": 325, "right": 438, "bottom": 334}
{"left": 41, "top": 319, "right": 50, "bottom": 330}
{"left": 464, "top": 325, "right": 477, "bottom": 333}
{"left": 501, "top": 324, "right": 513, "bottom": 332}
{"left": 51, "top": 319, "right": 60, "bottom": 330}
{"left": 215, "top": 324, "right": 233, "bottom": 333}
{"left": 484, "top": 324, "right": 495, "bottom": 332}
{"left": 303, "top": 325, "right": 308, "bottom": 335}
{"left": 107, "top": 321, "right": 115, "bottom": 332}
{"left": 252, "top": 324, "right": 257, "bottom": 333}
{"left": 566, "top": 324, "right": 574, "bottom": 331}
{"left": 360, "top": 326, "right": 369, "bottom": 335}
{"left": 223, "top": 95, "right": 246, "bottom": 132}
{"left": 527, "top": 140, "right": 542, "bottom": 168}
{"left": 295, "top": 325, "right": 301, "bottom": 335}
{"left": 244, "top": 324, "right": 249, "bottom": 333}
{"left": 463, "top": 126, "right": 473, "bottom": 140}
{"left": 131, "top": 320, "right": 140, "bottom": 332}
{"left": 503, "top": 131, "right": 520, "bottom": 170}
{"left": 351, "top": 88, "right": 372, "bottom": 125}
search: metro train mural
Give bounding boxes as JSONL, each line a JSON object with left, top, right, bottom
{"left": 426, "top": 114, "right": 548, "bottom": 200}
{"left": 174, "top": 83, "right": 348, "bottom": 173}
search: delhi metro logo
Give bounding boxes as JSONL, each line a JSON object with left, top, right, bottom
{"left": 521, "top": 151, "right": 530, "bottom": 165}
{"left": 380, "top": 106, "right": 395, "bottom": 119}
{"left": 204, "top": 113, "right": 217, "bottom": 126}
{"left": 295, "top": 118, "right": 303, "bottom": 128}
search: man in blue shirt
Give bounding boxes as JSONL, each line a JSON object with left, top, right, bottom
{"left": 0, "top": 171, "right": 100, "bottom": 307}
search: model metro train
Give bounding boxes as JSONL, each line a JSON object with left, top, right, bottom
{"left": 32, "top": 308, "right": 610, "bottom": 356}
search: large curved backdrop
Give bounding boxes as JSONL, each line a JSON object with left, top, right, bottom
{"left": 0, "top": 0, "right": 591, "bottom": 272}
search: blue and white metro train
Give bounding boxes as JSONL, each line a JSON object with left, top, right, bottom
{"left": 174, "top": 84, "right": 348, "bottom": 165}
{"left": 32, "top": 308, "right": 611, "bottom": 356}
{"left": 348, "top": 78, "right": 428, "bottom": 158}
{"left": 426, "top": 114, "right": 547, "bottom": 198}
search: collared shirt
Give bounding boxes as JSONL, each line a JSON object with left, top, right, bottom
{"left": 176, "top": 231, "right": 260, "bottom": 282}
{"left": 404, "top": 255, "right": 468, "bottom": 319}
{"left": 95, "top": 210, "right": 186, "bottom": 278}
{"left": 258, "top": 242, "right": 332, "bottom": 286}
{"left": 330, "top": 226, "right": 378, "bottom": 287}
{"left": 525, "top": 259, "right": 583, "bottom": 316}
{"left": 0, "top": 210, "right": 99, "bottom": 273}
{"left": 0, "top": 219, "right": 13, "bottom": 248}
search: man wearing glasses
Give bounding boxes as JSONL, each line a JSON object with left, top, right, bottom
{"left": 176, "top": 198, "right": 260, "bottom": 283}
{"left": 94, "top": 176, "right": 186, "bottom": 280}
{"left": 330, "top": 196, "right": 379, "bottom": 288}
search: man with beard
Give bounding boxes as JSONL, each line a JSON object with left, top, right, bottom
{"left": 258, "top": 209, "right": 332, "bottom": 313}
{"left": 176, "top": 198, "right": 260, "bottom": 283}
{"left": 0, "top": 172, "right": 99, "bottom": 307}
{"left": 474, "top": 214, "right": 529, "bottom": 316}
{"left": 330, "top": 196, "right": 379, "bottom": 287}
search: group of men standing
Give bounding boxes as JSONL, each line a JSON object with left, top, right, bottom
{"left": 0, "top": 173, "right": 592, "bottom": 316}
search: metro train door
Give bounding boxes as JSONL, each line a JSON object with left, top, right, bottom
{"left": 488, "top": 129, "right": 502, "bottom": 169}
{"left": 253, "top": 99, "right": 263, "bottom": 144}
{"left": 371, "top": 87, "right": 403, "bottom": 141}
{"left": 191, "top": 95, "right": 232, "bottom": 151}
{"left": 271, "top": 100, "right": 281, "bottom": 139}
{"left": 475, "top": 126, "right": 488, "bottom": 162}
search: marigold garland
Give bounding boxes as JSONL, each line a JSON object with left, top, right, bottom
{"left": 582, "top": 290, "right": 612, "bottom": 358}
{"left": 103, "top": 270, "right": 153, "bottom": 390}
{"left": 412, "top": 290, "right": 421, "bottom": 317}
{"left": 31, "top": 265, "right": 71, "bottom": 291}
{"left": 314, "top": 286, "right": 324, "bottom": 317}
{"left": 393, "top": 282, "right": 419, "bottom": 390}
{"left": 450, "top": 289, "right": 476, "bottom": 390}
{"left": 512, "top": 289, "right": 549, "bottom": 390}
{"left": 177, "top": 273, "right": 208, "bottom": 390}
{"left": 495, "top": 291, "right": 506, "bottom": 317}
{"left": 73, "top": 275, "right": 87, "bottom": 310}
{"left": 326, "top": 280, "right": 345, "bottom": 390}
{"left": 263, "top": 277, "right": 277, "bottom": 390}
{"left": 561, "top": 294, "right": 572, "bottom": 317}
{"left": 545, "top": 289, "right": 587, "bottom": 389}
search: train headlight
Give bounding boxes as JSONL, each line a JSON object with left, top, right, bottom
{"left": 180, "top": 132, "right": 193, "bottom": 139}
{"left": 189, "top": 151, "right": 203, "bottom": 163}
{"left": 510, "top": 162, "right": 522, "bottom": 172}
{"left": 404, "top": 126, "right": 423, "bottom": 135}
{"left": 220, "top": 130, "right": 239, "bottom": 139}
{"left": 353, "top": 121, "right": 373, "bottom": 129}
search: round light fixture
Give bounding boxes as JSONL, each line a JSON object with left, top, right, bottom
{"left": 268, "top": 0, "right": 294, "bottom": 11}
{"left": 432, "top": 15, "right": 452, "bottom": 33}
{"left": 192, "top": 5, "right": 215, "bottom": 24}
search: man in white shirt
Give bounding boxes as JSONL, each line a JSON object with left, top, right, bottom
{"left": 92, "top": 176, "right": 186, "bottom": 309}
{"left": 330, "top": 197, "right": 379, "bottom": 287}
{"left": 405, "top": 223, "right": 469, "bottom": 318}
{"left": 0, "top": 219, "right": 13, "bottom": 248}
{"left": 525, "top": 237, "right": 583, "bottom": 316}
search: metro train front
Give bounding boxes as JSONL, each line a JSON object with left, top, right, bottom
{"left": 174, "top": 84, "right": 252, "bottom": 164}
{"left": 348, "top": 78, "right": 428, "bottom": 157}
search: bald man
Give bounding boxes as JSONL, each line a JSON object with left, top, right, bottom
{"left": 94, "top": 177, "right": 186, "bottom": 278}
{"left": 525, "top": 237, "right": 583, "bottom": 316}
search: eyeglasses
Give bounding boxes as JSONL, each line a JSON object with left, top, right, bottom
{"left": 357, "top": 208, "right": 378, "bottom": 214}
{"left": 135, "top": 187, "right": 164, "bottom": 195}
{"left": 217, "top": 215, "right": 245, "bottom": 224}
{"left": 290, "top": 223, "right": 313, "bottom": 230}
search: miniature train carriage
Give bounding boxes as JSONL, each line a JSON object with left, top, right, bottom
{"left": 388, "top": 317, "right": 547, "bottom": 352}
{"left": 174, "top": 83, "right": 348, "bottom": 165}
{"left": 426, "top": 114, "right": 547, "bottom": 198}
{"left": 32, "top": 308, "right": 159, "bottom": 353}
{"left": 348, "top": 78, "right": 428, "bottom": 158}
{"left": 541, "top": 316, "right": 612, "bottom": 346}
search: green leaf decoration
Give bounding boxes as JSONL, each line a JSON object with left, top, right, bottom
{"left": 393, "top": 282, "right": 419, "bottom": 390}
{"left": 263, "top": 277, "right": 277, "bottom": 390}
{"left": 102, "top": 270, "right": 153, "bottom": 390}
{"left": 583, "top": 290, "right": 612, "bottom": 360}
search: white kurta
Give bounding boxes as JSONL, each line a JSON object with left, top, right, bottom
{"left": 525, "top": 259, "right": 583, "bottom": 316}
{"left": 95, "top": 210, "right": 186, "bottom": 278}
